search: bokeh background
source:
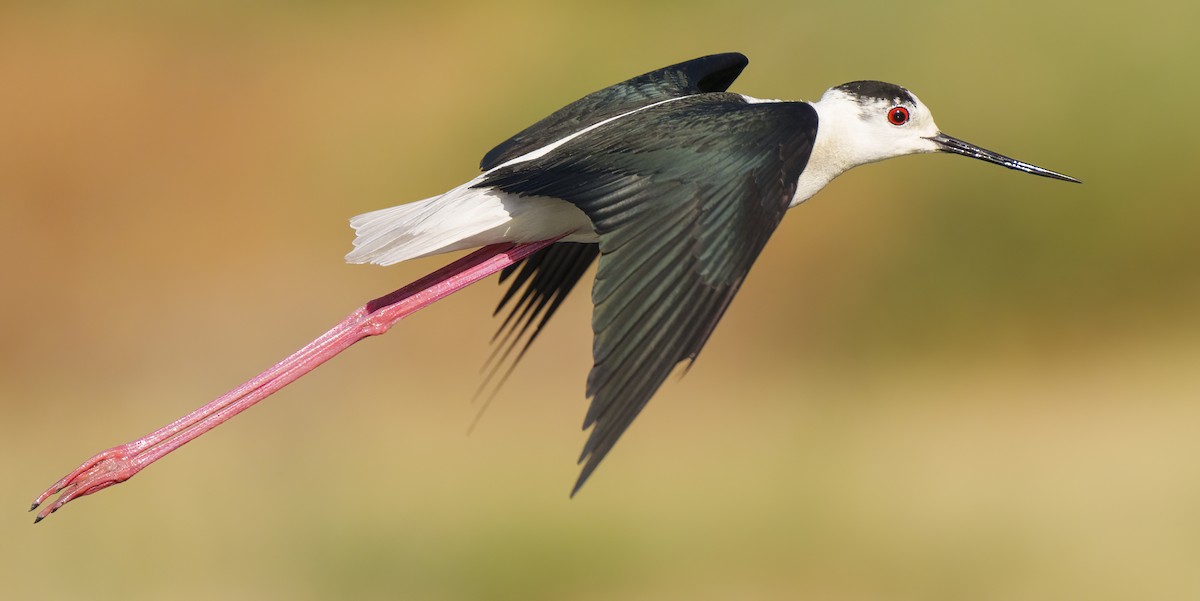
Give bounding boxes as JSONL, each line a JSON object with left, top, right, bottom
{"left": 4, "top": 1, "right": 1199, "bottom": 599}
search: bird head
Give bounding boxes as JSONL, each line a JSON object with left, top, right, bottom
{"left": 812, "top": 80, "right": 1079, "bottom": 183}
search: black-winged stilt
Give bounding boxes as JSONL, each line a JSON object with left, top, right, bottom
{"left": 33, "top": 52, "right": 1078, "bottom": 522}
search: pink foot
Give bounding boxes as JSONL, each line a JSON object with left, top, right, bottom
{"left": 31, "top": 445, "right": 139, "bottom": 523}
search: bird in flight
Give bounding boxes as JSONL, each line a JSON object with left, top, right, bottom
{"left": 33, "top": 52, "right": 1078, "bottom": 522}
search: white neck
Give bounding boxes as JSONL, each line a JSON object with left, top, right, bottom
{"left": 789, "top": 92, "right": 865, "bottom": 207}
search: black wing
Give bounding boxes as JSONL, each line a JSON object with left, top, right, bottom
{"left": 480, "top": 53, "right": 748, "bottom": 171}
{"left": 479, "top": 243, "right": 599, "bottom": 397}
{"left": 479, "top": 94, "right": 819, "bottom": 492}
{"left": 482, "top": 53, "right": 749, "bottom": 387}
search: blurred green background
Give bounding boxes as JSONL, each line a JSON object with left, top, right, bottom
{"left": 4, "top": 1, "right": 1199, "bottom": 599}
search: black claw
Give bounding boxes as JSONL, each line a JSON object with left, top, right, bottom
{"left": 33, "top": 515, "right": 43, "bottom": 524}
{"left": 29, "top": 502, "right": 38, "bottom": 512}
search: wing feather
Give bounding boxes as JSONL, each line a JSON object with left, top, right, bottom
{"left": 480, "top": 53, "right": 748, "bottom": 170}
{"left": 480, "top": 243, "right": 599, "bottom": 397}
{"left": 481, "top": 92, "right": 818, "bottom": 493}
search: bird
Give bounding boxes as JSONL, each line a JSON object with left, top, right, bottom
{"left": 32, "top": 52, "right": 1078, "bottom": 522}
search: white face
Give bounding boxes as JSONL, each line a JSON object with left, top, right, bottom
{"left": 800, "top": 81, "right": 1080, "bottom": 193}
{"left": 813, "top": 83, "right": 943, "bottom": 166}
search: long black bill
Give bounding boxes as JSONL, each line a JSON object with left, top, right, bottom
{"left": 929, "top": 133, "right": 1080, "bottom": 183}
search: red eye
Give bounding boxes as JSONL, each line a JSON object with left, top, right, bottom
{"left": 887, "top": 106, "right": 910, "bottom": 125}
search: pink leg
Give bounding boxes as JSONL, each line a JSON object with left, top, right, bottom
{"left": 32, "top": 238, "right": 561, "bottom": 523}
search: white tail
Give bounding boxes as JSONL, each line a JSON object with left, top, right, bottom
{"left": 345, "top": 182, "right": 516, "bottom": 266}
{"left": 346, "top": 182, "right": 595, "bottom": 266}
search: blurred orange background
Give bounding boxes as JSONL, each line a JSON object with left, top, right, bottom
{"left": 4, "top": 2, "right": 1199, "bottom": 600}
